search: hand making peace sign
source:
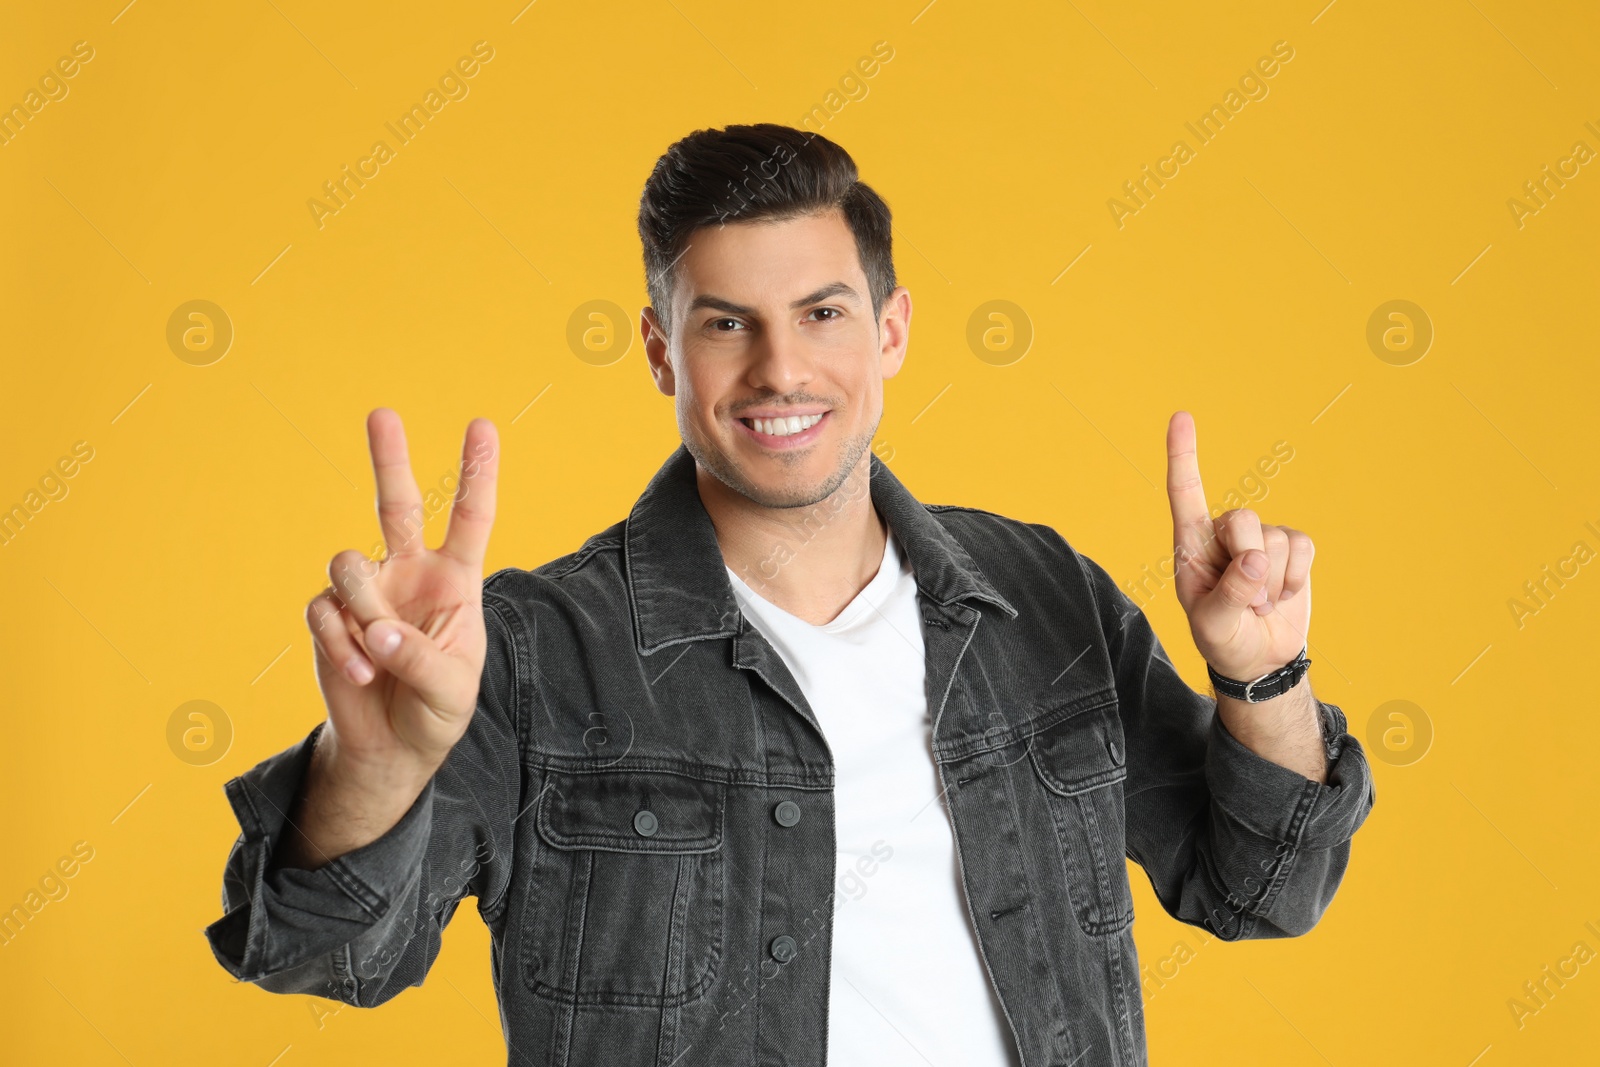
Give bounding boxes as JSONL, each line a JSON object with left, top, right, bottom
{"left": 305, "top": 409, "right": 500, "bottom": 778}
{"left": 1166, "top": 411, "right": 1313, "bottom": 683}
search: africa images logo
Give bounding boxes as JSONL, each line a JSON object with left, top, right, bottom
{"left": 306, "top": 42, "right": 496, "bottom": 230}
{"left": 1106, "top": 40, "right": 1295, "bottom": 229}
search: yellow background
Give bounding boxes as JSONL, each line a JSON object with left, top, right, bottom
{"left": 4, "top": 0, "right": 1598, "bottom": 1063}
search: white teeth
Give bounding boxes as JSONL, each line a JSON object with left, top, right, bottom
{"left": 750, "top": 413, "right": 822, "bottom": 437}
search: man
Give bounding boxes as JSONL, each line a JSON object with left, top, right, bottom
{"left": 206, "top": 123, "right": 1374, "bottom": 1067}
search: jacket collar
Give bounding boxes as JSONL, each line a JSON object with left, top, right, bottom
{"left": 624, "top": 443, "right": 1018, "bottom": 655}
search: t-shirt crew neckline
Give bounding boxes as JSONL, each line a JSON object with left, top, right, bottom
{"left": 726, "top": 526, "right": 904, "bottom": 635}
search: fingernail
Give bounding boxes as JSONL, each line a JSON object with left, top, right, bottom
{"left": 1242, "top": 552, "right": 1266, "bottom": 579}
{"left": 371, "top": 625, "right": 401, "bottom": 655}
{"left": 346, "top": 655, "right": 374, "bottom": 684}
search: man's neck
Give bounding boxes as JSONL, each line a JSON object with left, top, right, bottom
{"left": 697, "top": 456, "right": 887, "bottom": 626}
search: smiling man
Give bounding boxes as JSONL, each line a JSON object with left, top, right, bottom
{"left": 206, "top": 123, "right": 1375, "bottom": 1067}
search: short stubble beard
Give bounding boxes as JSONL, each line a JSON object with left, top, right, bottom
{"left": 683, "top": 406, "right": 878, "bottom": 511}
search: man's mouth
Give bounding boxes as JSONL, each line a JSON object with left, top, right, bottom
{"left": 737, "top": 412, "right": 826, "bottom": 438}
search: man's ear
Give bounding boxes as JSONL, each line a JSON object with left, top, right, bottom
{"left": 877, "top": 286, "right": 912, "bottom": 380}
{"left": 642, "top": 306, "right": 675, "bottom": 397}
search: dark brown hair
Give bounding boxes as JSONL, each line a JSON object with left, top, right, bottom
{"left": 636, "top": 123, "right": 896, "bottom": 332}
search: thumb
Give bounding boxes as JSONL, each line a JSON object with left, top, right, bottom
{"left": 1199, "top": 549, "right": 1269, "bottom": 621}
{"left": 363, "top": 617, "right": 458, "bottom": 711}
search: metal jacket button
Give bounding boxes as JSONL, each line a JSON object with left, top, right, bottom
{"left": 633, "top": 809, "right": 659, "bottom": 837}
{"left": 1107, "top": 740, "right": 1123, "bottom": 765}
{"left": 774, "top": 800, "right": 801, "bottom": 826}
{"left": 770, "top": 935, "right": 798, "bottom": 963}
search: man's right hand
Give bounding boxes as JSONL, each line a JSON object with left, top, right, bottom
{"left": 275, "top": 408, "right": 500, "bottom": 871}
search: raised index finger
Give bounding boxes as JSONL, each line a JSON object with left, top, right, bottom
{"left": 441, "top": 417, "right": 500, "bottom": 568}
{"left": 1165, "top": 410, "right": 1211, "bottom": 550}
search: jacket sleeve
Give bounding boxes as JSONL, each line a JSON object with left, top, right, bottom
{"left": 203, "top": 588, "right": 525, "bottom": 1004}
{"left": 1077, "top": 552, "right": 1375, "bottom": 940}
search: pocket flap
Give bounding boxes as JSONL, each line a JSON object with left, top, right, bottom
{"left": 536, "top": 769, "right": 726, "bottom": 853}
{"left": 1026, "top": 695, "right": 1126, "bottom": 796}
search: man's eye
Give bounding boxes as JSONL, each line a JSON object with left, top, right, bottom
{"left": 808, "top": 307, "right": 841, "bottom": 321}
{"left": 710, "top": 318, "right": 745, "bottom": 331}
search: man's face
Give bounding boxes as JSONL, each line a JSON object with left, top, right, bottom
{"left": 642, "top": 208, "right": 911, "bottom": 510}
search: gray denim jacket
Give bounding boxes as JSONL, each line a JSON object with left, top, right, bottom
{"left": 206, "top": 443, "right": 1375, "bottom": 1067}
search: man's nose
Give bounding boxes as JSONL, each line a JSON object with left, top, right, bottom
{"left": 746, "top": 323, "right": 813, "bottom": 392}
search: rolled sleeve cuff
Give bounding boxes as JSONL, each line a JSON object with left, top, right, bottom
{"left": 1205, "top": 699, "right": 1375, "bottom": 852}
{"left": 204, "top": 722, "right": 434, "bottom": 983}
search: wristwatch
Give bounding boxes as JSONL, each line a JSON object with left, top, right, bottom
{"left": 1207, "top": 645, "right": 1311, "bottom": 703}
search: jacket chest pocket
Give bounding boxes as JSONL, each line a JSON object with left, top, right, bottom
{"left": 522, "top": 768, "right": 726, "bottom": 1008}
{"left": 1026, "top": 695, "right": 1136, "bottom": 936}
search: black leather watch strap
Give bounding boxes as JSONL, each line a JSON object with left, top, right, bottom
{"left": 1208, "top": 645, "right": 1311, "bottom": 703}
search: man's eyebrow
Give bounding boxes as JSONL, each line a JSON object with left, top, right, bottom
{"left": 685, "top": 282, "right": 862, "bottom": 317}
{"left": 790, "top": 281, "right": 861, "bottom": 308}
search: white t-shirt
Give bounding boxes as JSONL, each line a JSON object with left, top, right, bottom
{"left": 726, "top": 528, "right": 1020, "bottom": 1067}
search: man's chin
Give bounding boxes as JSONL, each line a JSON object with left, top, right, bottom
{"left": 689, "top": 432, "right": 868, "bottom": 512}
{"left": 719, "top": 461, "right": 835, "bottom": 510}
{"left": 744, "top": 481, "right": 835, "bottom": 510}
